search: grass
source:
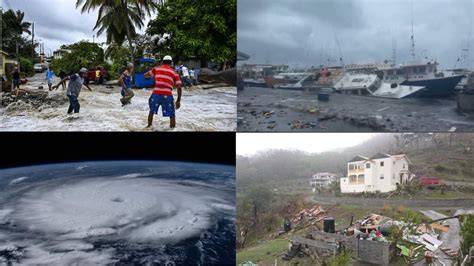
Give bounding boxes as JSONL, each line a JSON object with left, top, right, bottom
{"left": 409, "top": 148, "right": 474, "bottom": 182}
{"left": 237, "top": 238, "right": 288, "bottom": 265}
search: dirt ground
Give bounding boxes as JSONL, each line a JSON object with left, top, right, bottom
{"left": 1, "top": 73, "right": 236, "bottom": 131}
{"left": 238, "top": 87, "right": 474, "bottom": 132}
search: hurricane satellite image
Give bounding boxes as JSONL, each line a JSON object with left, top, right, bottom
{"left": 0, "top": 133, "right": 236, "bottom": 265}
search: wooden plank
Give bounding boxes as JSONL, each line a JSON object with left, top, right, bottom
{"left": 431, "top": 223, "right": 449, "bottom": 232}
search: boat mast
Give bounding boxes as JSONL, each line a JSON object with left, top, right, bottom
{"left": 410, "top": 0, "right": 416, "bottom": 61}
{"left": 335, "top": 36, "right": 345, "bottom": 69}
{"left": 458, "top": 0, "right": 473, "bottom": 69}
{"left": 392, "top": 34, "right": 397, "bottom": 66}
{"left": 464, "top": 0, "right": 473, "bottom": 69}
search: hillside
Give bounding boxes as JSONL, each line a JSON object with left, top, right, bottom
{"left": 237, "top": 133, "right": 474, "bottom": 190}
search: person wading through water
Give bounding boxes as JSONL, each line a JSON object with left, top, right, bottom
{"left": 46, "top": 67, "right": 54, "bottom": 91}
{"left": 52, "top": 68, "right": 93, "bottom": 115}
{"left": 119, "top": 63, "right": 135, "bottom": 106}
{"left": 144, "top": 55, "right": 182, "bottom": 129}
{"left": 11, "top": 67, "right": 20, "bottom": 91}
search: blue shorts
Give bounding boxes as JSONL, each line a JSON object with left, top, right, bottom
{"left": 149, "top": 94, "right": 175, "bottom": 117}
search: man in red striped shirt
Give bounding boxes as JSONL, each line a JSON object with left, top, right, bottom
{"left": 144, "top": 55, "right": 182, "bottom": 128}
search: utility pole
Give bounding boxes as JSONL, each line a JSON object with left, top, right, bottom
{"left": 16, "top": 40, "right": 19, "bottom": 68}
{"left": 31, "top": 22, "right": 35, "bottom": 63}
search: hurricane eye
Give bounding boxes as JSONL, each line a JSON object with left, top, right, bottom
{"left": 111, "top": 197, "right": 124, "bottom": 203}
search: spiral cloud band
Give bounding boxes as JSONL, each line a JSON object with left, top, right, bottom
{"left": 0, "top": 175, "right": 235, "bottom": 264}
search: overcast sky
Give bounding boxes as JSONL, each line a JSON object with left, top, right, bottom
{"left": 3, "top": 0, "right": 151, "bottom": 56}
{"left": 237, "top": 133, "right": 378, "bottom": 155}
{"left": 238, "top": 0, "right": 474, "bottom": 69}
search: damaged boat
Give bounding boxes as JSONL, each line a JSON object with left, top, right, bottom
{"left": 274, "top": 68, "right": 344, "bottom": 91}
{"left": 378, "top": 62, "right": 464, "bottom": 97}
{"left": 263, "top": 72, "right": 310, "bottom": 88}
{"left": 333, "top": 72, "right": 426, "bottom": 99}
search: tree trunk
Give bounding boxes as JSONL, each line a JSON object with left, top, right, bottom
{"left": 123, "top": 1, "right": 135, "bottom": 64}
{"left": 126, "top": 26, "right": 134, "bottom": 64}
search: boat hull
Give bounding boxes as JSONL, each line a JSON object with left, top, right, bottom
{"left": 264, "top": 76, "right": 288, "bottom": 88}
{"left": 400, "top": 75, "right": 464, "bottom": 97}
{"left": 243, "top": 80, "right": 267, "bottom": 88}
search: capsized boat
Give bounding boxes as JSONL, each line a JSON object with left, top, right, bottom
{"left": 333, "top": 73, "right": 425, "bottom": 99}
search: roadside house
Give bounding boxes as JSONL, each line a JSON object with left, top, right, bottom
{"left": 52, "top": 49, "right": 71, "bottom": 60}
{"left": 340, "top": 153, "right": 412, "bottom": 193}
{"left": 310, "top": 172, "right": 337, "bottom": 188}
{"left": 1, "top": 50, "right": 18, "bottom": 78}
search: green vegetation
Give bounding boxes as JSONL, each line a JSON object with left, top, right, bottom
{"left": 237, "top": 188, "right": 313, "bottom": 248}
{"left": 327, "top": 251, "right": 352, "bottom": 266}
{"left": 50, "top": 41, "right": 104, "bottom": 74}
{"left": 105, "top": 42, "right": 131, "bottom": 79}
{"left": 19, "top": 57, "right": 33, "bottom": 77}
{"left": 237, "top": 238, "right": 288, "bottom": 265}
{"left": 76, "top": 0, "right": 159, "bottom": 63}
{"left": 460, "top": 215, "right": 474, "bottom": 256}
{"left": 1, "top": 9, "right": 37, "bottom": 76}
{"left": 147, "top": 0, "right": 236, "bottom": 68}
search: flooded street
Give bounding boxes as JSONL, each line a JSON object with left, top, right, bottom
{"left": 1, "top": 73, "right": 236, "bottom": 131}
{"left": 238, "top": 87, "right": 474, "bottom": 132}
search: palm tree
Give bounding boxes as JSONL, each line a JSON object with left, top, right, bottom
{"left": 3, "top": 9, "right": 32, "bottom": 36}
{"left": 1, "top": 9, "right": 32, "bottom": 60}
{"left": 76, "top": 0, "right": 159, "bottom": 63}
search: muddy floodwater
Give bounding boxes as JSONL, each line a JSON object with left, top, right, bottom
{"left": 1, "top": 74, "right": 236, "bottom": 131}
{"left": 238, "top": 87, "right": 474, "bottom": 132}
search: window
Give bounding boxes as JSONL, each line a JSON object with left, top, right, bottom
{"left": 366, "top": 163, "right": 371, "bottom": 169}
{"left": 403, "top": 164, "right": 406, "bottom": 169}
{"left": 380, "top": 174, "right": 384, "bottom": 180}
{"left": 357, "top": 174, "right": 365, "bottom": 184}
{"left": 393, "top": 161, "right": 395, "bottom": 165}
{"left": 349, "top": 164, "right": 354, "bottom": 170}
{"left": 349, "top": 175, "right": 357, "bottom": 183}
{"left": 380, "top": 161, "right": 384, "bottom": 167}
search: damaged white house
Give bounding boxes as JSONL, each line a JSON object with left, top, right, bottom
{"left": 340, "top": 153, "right": 412, "bottom": 193}
{"left": 310, "top": 172, "right": 337, "bottom": 188}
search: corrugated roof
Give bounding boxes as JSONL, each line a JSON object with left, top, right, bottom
{"left": 348, "top": 155, "right": 368, "bottom": 162}
{"left": 370, "top": 153, "right": 391, "bottom": 160}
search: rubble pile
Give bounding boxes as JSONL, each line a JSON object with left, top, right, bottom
{"left": 2, "top": 90, "right": 68, "bottom": 113}
{"left": 291, "top": 205, "right": 326, "bottom": 226}
{"left": 283, "top": 211, "right": 458, "bottom": 265}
